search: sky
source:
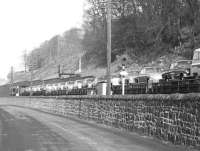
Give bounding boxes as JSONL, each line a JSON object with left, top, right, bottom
{"left": 0, "top": 0, "right": 85, "bottom": 79}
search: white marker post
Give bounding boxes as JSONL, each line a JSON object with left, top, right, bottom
{"left": 120, "top": 68, "right": 128, "bottom": 95}
{"left": 122, "top": 77, "right": 125, "bottom": 95}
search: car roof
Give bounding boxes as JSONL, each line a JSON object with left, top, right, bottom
{"left": 162, "top": 69, "right": 187, "bottom": 75}
{"left": 174, "top": 60, "right": 192, "bottom": 63}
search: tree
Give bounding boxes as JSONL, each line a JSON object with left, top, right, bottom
{"left": 82, "top": 0, "right": 200, "bottom": 66}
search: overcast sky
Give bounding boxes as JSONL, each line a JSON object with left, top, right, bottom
{"left": 0, "top": 0, "right": 85, "bottom": 79}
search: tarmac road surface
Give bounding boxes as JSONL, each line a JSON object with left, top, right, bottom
{"left": 0, "top": 105, "right": 193, "bottom": 151}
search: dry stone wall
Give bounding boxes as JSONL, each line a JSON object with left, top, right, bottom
{"left": 0, "top": 94, "right": 200, "bottom": 147}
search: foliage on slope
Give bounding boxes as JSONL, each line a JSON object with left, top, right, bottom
{"left": 82, "top": 0, "right": 200, "bottom": 67}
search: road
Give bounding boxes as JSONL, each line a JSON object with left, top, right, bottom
{"left": 0, "top": 105, "right": 191, "bottom": 151}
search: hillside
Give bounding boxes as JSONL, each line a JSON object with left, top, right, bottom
{"left": 10, "top": 26, "right": 200, "bottom": 83}
{"left": 8, "top": 0, "right": 200, "bottom": 82}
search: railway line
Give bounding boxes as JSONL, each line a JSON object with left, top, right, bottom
{"left": 1, "top": 48, "right": 200, "bottom": 96}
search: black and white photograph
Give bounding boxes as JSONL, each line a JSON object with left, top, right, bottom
{"left": 0, "top": 0, "right": 199, "bottom": 150}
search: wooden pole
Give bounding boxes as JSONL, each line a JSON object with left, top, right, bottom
{"left": 30, "top": 70, "right": 33, "bottom": 96}
{"left": 11, "top": 66, "right": 13, "bottom": 85}
{"left": 24, "top": 50, "right": 27, "bottom": 72}
{"left": 11, "top": 66, "right": 14, "bottom": 96}
{"left": 107, "top": 0, "right": 111, "bottom": 95}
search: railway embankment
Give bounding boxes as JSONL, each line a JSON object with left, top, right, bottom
{"left": 0, "top": 94, "right": 199, "bottom": 148}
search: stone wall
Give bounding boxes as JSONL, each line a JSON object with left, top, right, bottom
{"left": 0, "top": 94, "right": 200, "bottom": 147}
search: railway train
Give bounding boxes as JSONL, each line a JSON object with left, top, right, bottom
{"left": 9, "top": 75, "right": 98, "bottom": 96}
{"left": 3, "top": 48, "right": 200, "bottom": 96}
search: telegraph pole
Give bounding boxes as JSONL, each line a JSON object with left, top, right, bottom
{"left": 30, "top": 69, "right": 33, "bottom": 96}
{"left": 10, "top": 66, "right": 14, "bottom": 85}
{"left": 56, "top": 36, "right": 60, "bottom": 62}
{"left": 78, "top": 56, "right": 82, "bottom": 73}
{"left": 24, "top": 50, "right": 27, "bottom": 72}
{"left": 107, "top": 0, "right": 111, "bottom": 95}
{"left": 29, "top": 70, "right": 33, "bottom": 103}
{"left": 10, "top": 66, "right": 14, "bottom": 96}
